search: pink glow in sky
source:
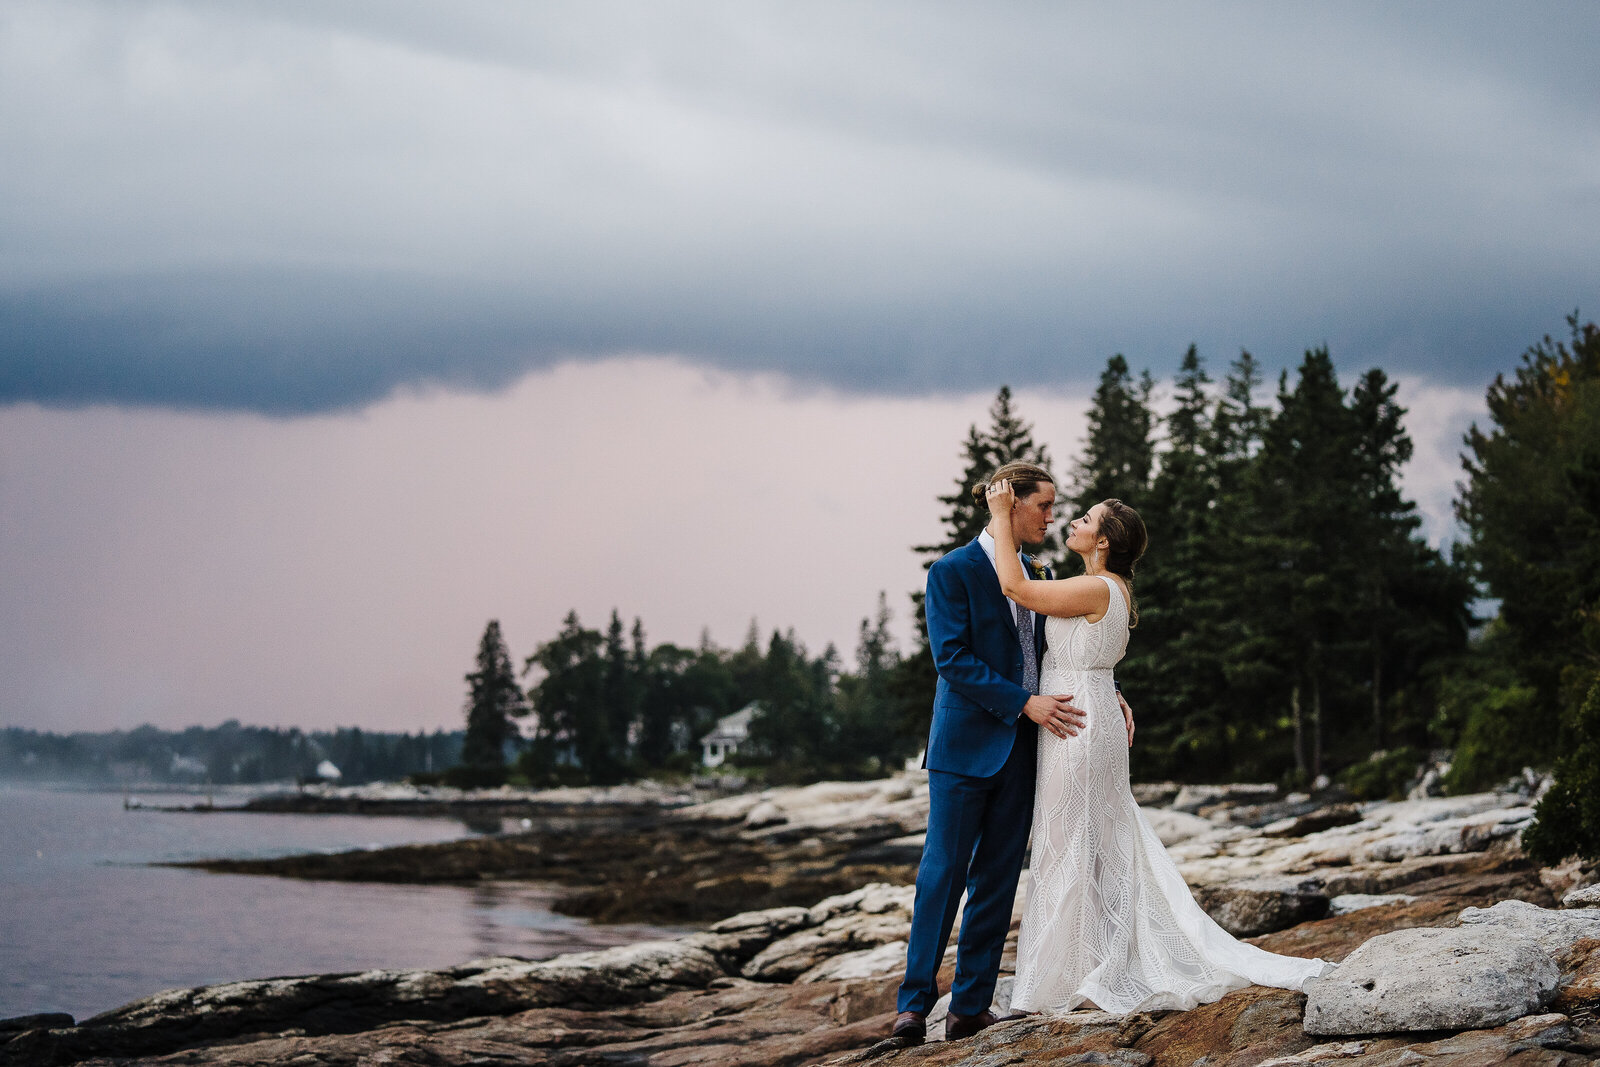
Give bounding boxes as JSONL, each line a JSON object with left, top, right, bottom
{"left": 0, "top": 358, "right": 1481, "bottom": 733}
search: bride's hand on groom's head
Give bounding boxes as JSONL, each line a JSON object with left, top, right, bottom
{"left": 986, "top": 478, "right": 1015, "bottom": 516}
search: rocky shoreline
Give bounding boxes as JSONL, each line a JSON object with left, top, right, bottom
{"left": 8, "top": 776, "right": 1600, "bottom": 1065}
{"left": 171, "top": 777, "right": 929, "bottom": 923}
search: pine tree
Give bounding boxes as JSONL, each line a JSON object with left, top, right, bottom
{"left": 1209, "top": 350, "right": 1298, "bottom": 780}
{"left": 1127, "top": 346, "right": 1227, "bottom": 779}
{"left": 522, "top": 612, "right": 605, "bottom": 784}
{"left": 594, "top": 610, "right": 637, "bottom": 780}
{"left": 1449, "top": 314, "right": 1600, "bottom": 787}
{"left": 1211, "top": 351, "right": 1269, "bottom": 480}
{"left": 833, "top": 592, "right": 909, "bottom": 773}
{"left": 747, "top": 630, "right": 834, "bottom": 775}
{"left": 1253, "top": 350, "right": 1367, "bottom": 781}
{"left": 916, "top": 386, "right": 1056, "bottom": 563}
{"left": 632, "top": 619, "right": 673, "bottom": 768}
{"left": 727, "top": 619, "right": 767, "bottom": 701}
{"left": 1240, "top": 350, "right": 1471, "bottom": 784}
{"left": 897, "top": 386, "right": 1058, "bottom": 748}
{"left": 1524, "top": 677, "right": 1600, "bottom": 863}
{"left": 634, "top": 644, "right": 693, "bottom": 769}
{"left": 460, "top": 620, "right": 527, "bottom": 774}
{"left": 1070, "top": 355, "right": 1155, "bottom": 517}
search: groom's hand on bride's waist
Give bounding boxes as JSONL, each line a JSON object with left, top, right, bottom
{"left": 1023, "top": 694, "right": 1087, "bottom": 739}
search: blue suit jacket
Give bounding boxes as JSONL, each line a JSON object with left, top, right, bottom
{"left": 924, "top": 537, "right": 1050, "bottom": 778}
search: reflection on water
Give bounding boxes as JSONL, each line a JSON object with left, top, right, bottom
{"left": 0, "top": 784, "right": 693, "bottom": 1021}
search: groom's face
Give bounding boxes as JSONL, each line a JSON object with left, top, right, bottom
{"left": 1010, "top": 483, "right": 1057, "bottom": 547}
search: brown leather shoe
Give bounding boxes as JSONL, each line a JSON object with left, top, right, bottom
{"left": 890, "top": 1010, "right": 926, "bottom": 1044}
{"left": 944, "top": 1008, "right": 1001, "bottom": 1040}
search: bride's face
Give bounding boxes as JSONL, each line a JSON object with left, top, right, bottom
{"left": 1065, "top": 503, "right": 1108, "bottom": 556}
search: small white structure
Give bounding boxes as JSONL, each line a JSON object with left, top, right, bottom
{"left": 168, "top": 754, "right": 208, "bottom": 778}
{"left": 700, "top": 703, "right": 758, "bottom": 767}
{"left": 313, "top": 759, "right": 343, "bottom": 781}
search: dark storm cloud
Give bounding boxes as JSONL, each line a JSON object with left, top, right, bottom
{"left": 2, "top": 1, "right": 1597, "bottom": 412}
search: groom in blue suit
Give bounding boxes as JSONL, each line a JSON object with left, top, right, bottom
{"left": 893, "top": 462, "right": 1088, "bottom": 1044}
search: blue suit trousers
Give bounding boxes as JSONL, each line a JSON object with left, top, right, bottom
{"left": 896, "top": 721, "right": 1036, "bottom": 1016}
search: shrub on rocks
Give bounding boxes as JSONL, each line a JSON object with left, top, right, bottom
{"left": 1335, "top": 746, "right": 1422, "bottom": 801}
{"left": 1524, "top": 677, "right": 1600, "bottom": 868}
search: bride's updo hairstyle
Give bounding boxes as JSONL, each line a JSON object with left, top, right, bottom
{"left": 971, "top": 461, "right": 1055, "bottom": 512}
{"left": 1097, "top": 498, "right": 1148, "bottom": 628}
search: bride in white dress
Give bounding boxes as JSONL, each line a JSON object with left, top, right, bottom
{"left": 986, "top": 482, "right": 1332, "bottom": 1016}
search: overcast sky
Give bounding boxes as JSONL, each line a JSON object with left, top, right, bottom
{"left": 2, "top": 2, "right": 1596, "bottom": 732}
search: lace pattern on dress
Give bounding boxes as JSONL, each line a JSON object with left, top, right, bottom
{"left": 1011, "top": 574, "right": 1331, "bottom": 1014}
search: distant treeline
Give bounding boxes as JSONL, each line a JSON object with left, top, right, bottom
{"left": 0, "top": 722, "right": 463, "bottom": 785}
{"left": 453, "top": 600, "right": 907, "bottom": 788}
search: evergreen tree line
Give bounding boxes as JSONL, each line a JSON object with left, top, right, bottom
{"left": 458, "top": 315, "right": 1600, "bottom": 865}
{"left": 456, "top": 602, "right": 913, "bottom": 787}
{"left": 895, "top": 317, "right": 1600, "bottom": 837}
{"left": 1464, "top": 317, "right": 1600, "bottom": 863}
{"left": 0, "top": 722, "right": 463, "bottom": 785}
{"left": 888, "top": 363, "right": 1476, "bottom": 791}
{"left": 1051, "top": 347, "right": 1474, "bottom": 788}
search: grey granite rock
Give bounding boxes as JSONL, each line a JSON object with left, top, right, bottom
{"left": 1260, "top": 803, "right": 1364, "bottom": 838}
{"left": 805, "top": 882, "right": 916, "bottom": 926}
{"left": 1353, "top": 805, "right": 1534, "bottom": 862}
{"left": 0, "top": 1014, "right": 72, "bottom": 1034}
{"left": 692, "top": 904, "right": 813, "bottom": 967}
{"left": 742, "top": 912, "right": 912, "bottom": 982}
{"left": 1457, "top": 898, "right": 1600, "bottom": 954}
{"left": 1562, "top": 883, "right": 1600, "bottom": 909}
{"left": 1303, "top": 926, "right": 1559, "bottom": 1035}
{"left": 797, "top": 940, "right": 907, "bottom": 983}
{"left": 1193, "top": 875, "right": 1329, "bottom": 937}
{"left": 1140, "top": 806, "right": 1217, "bottom": 846}
{"left": 1171, "top": 782, "right": 1279, "bottom": 814}
{"left": 0, "top": 940, "right": 725, "bottom": 1066}
{"left": 1327, "top": 893, "right": 1416, "bottom": 916}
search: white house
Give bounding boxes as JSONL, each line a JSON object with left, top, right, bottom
{"left": 700, "top": 703, "right": 759, "bottom": 767}
{"left": 168, "top": 753, "right": 208, "bottom": 779}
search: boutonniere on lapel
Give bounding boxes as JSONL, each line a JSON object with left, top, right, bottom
{"left": 1029, "top": 558, "right": 1049, "bottom": 580}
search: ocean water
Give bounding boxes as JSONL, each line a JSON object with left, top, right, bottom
{"left": 0, "top": 784, "right": 690, "bottom": 1022}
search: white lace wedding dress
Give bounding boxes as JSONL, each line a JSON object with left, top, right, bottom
{"left": 1010, "top": 574, "right": 1333, "bottom": 1014}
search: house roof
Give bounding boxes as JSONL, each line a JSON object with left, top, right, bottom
{"left": 699, "top": 702, "right": 760, "bottom": 744}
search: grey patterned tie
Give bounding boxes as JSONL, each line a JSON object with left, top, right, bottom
{"left": 1016, "top": 599, "right": 1038, "bottom": 695}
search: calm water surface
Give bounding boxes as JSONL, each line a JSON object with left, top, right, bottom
{"left": 0, "top": 784, "right": 690, "bottom": 1021}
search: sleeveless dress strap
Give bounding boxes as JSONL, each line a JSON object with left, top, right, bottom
{"left": 1098, "top": 573, "right": 1126, "bottom": 625}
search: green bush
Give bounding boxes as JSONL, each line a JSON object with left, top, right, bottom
{"left": 1524, "top": 677, "right": 1600, "bottom": 865}
{"left": 441, "top": 763, "right": 508, "bottom": 790}
{"left": 661, "top": 751, "right": 698, "bottom": 775}
{"left": 512, "top": 749, "right": 590, "bottom": 788}
{"left": 1336, "top": 746, "right": 1422, "bottom": 801}
{"left": 1438, "top": 674, "right": 1543, "bottom": 793}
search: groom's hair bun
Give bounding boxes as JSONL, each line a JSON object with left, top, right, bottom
{"left": 972, "top": 461, "right": 1055, "bottom": 512}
